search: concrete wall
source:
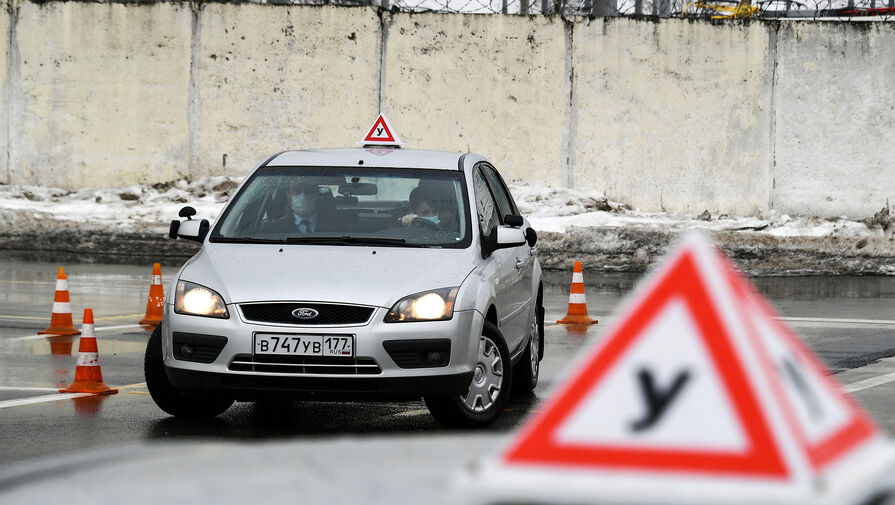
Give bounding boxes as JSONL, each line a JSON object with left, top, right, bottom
{"left": 11, "top": 2, "right": 193, "bottom": 187}
{"left": 773, "top": 22, "right": 895, "bottom": 218}
{"left": 382, "top": 13, "right": 568, "bottom": 186}
{"left": 573, "top": 19, "right": 775, "bottom": 215}
{"left": 2, "top": 3, "right": 895, "bottom": 218}
{"left": 0, "top": 0, "right": 9, "bottom": 185}
{"left": 196, "top": 4, "right": 380, "bottom": 177}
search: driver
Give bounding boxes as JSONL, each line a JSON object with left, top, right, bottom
{"left": 400, "top": 186, "right": 441, "bottom": 227}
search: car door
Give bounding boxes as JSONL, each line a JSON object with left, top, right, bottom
{"left": 472, "top": 164, "right": 526, "bottom": 354}
{"left": 481, "top": 164, "right": 533, "bottom": 353}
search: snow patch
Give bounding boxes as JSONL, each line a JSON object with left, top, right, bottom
{"left": 0, "top": 178, "right": 887, "bottom": 243}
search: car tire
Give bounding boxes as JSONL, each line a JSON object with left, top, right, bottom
{"left": 513, "top": 305, "right": 542, "bottom": 394}
{"left": 424, "top": 321, "right": 512, "bottom": 428}
{"left": 144, "top": 325, "right": 234, "bottom": 418}
{"left": 536, "top": 288, "right": 545, "bottom": 362}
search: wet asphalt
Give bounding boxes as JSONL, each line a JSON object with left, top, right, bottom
{"left": 1, "top": 258, "right": 895, "bottom": 469}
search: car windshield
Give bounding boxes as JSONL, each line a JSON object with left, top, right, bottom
{"left": 210, "top": 166, "right": 471, "bottom": 248}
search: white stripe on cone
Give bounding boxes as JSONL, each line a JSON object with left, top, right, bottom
{"left": 52, "top": 302, "right": 72, "bottom": 314}
{"left": 76, "top": 352, "right": 99, "bottom": 366}
{"left": 55, "top": 279, "right": 68, "bottom": 291}
{"left": 152, "top": 275, "right": 161, "bottom": 285}
{"left": 572, "top": 272, "right": 584, "bottom": 283}
{"left": 568, "top": 293, "right": 587, "bottom": 304}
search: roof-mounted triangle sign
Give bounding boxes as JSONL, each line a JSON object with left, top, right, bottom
{"left": 360, "top": 114, "right": 402, "bottom": 147}
{"left": 457, "top": 232, "right": 895, "bottom": 505}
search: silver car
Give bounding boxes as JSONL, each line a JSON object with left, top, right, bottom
{"left": 144, "top": 148, "right": 544, "bottom": 427}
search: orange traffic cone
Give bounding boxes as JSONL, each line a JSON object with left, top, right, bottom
{"left": 60, "top": 309, "right": 117, "bottom": 395}
{"left": 139, "top": 263, "right": 165, "bottom": 331}
{"left": 556, "top": 261, "right": 598, "bottom": 325}
{"left": 39, "top": 267, "right": 81, "bottom": 336}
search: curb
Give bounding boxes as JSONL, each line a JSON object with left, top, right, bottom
{"left": 3, "top": 227, "right": 895, "bottom": 275}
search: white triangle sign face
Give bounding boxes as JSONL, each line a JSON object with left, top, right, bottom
{"left": 722, "top": 261, "right": 878, "bottom": 471}
{"left": 555, "top": 299, "right": 750, "bottom": 454}
{"left": 360, "top": 114, "right": 402, "bottom": 147}
{"left": 460, "top": 233, "right": 895, "bottom": 505}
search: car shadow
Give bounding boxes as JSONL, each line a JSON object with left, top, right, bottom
{"left": 143, "top": 392, "right": 542, "bottom": 442}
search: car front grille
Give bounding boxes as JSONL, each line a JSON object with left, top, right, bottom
{"left": 229, "top": 354, "right": 382, "bottom": 375}
{"left": 239, "top": 303, "right": 376, "bottom": 325}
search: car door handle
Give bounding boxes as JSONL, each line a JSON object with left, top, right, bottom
{"left": 515, "top": 258, "right": 526, "bottom": 269}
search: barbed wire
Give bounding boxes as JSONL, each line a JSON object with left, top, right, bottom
{"left": 286, "top": 0, "right": 895, "bottom": 20}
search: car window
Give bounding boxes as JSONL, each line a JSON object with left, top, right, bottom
{"left": 481, "top": 165, "right": 518, "bottom": 222}
{"left": 211, "top": 166, "right": 471, "bottom": 248}
{"left": 473, "top": 168, "right": 500, "bottom": 237}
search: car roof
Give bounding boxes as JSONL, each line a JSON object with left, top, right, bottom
{"left": 266, "top": 148, "right": 468, "bottom": 170}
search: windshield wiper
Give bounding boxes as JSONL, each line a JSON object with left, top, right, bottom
{"left": 283, "top": 236, "right": 427, "bottom": 247}
{"left": 213, "top": 236, "right": 285, "bottom": 244}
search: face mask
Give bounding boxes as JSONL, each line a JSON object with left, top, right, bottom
{"left": 291, "top": 194, "right": 315, "bottom": 216}
{"left": 419, "top": 215, "right": 439, "bottom": 225}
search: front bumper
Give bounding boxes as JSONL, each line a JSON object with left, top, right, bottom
{"left": 165, "top": 366, "right": 474, "bottom": 401}
{"left": 162, "top": 303, "right": 482, "bottom": 401}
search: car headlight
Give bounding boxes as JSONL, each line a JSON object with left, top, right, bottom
{"left": 174, "top": 280, "right": 229, "bottom": 318}
{"left": 385, "top": 287, "right": 458, "bottom": 323}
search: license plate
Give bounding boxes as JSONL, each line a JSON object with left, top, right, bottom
{"left": 253, "top": 334, "right": 354, "bottom": 357}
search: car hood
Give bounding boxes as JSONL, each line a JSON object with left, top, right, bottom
{"left": 178, "top": 243, "right": 477, "bottom": 308}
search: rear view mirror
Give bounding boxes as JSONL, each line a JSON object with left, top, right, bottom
{"left": 339, "top": 182, "right": 377, "bottom": 196}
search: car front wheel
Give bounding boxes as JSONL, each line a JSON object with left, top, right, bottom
{"left": 144, "top": 325, "right": 234, "bottom": 418}
{"left": 424, "top": 321, "right": 512, "bottom": 428}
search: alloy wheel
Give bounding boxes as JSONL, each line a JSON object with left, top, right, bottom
{"left": 460, "top": 336, "right": 504, "bottom": 413}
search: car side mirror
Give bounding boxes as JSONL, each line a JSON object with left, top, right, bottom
{"left": 481, "top": 225, "right": 527, "bottom": 258}
{"left": 172, "top": 218, "right": 209, "bottom": 243}
{"left": 495, "top": 226, "right": 526, "bottom": 249}
{"left": 525, "top": 227, "right": 537, "bottom": 247}
{"left": 504, "top": 214, "right": 523, "bottom": 227}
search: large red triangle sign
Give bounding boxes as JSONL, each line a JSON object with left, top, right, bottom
{"left": 460, "top": 232, "right": 895, "bottom": 505}
{"left": 505, "top": 248, "right": 787, "bottom": 477}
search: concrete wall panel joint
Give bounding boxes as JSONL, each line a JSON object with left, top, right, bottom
{"left": 1, "top": 0, "right": 20, "bottom": 185}
{"left": 188, "top": 2, "right": 203, "bottom": 179}
{"left": 561, "top": 18, "right": 576, "bottom": 188}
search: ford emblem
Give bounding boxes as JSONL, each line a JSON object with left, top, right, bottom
{"left": 292, "top": 308, "right": 319, "bottom": 320}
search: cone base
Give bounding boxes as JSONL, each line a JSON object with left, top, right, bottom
{"left": 39, "top": 327, "right": 81, "bottom": 336}
{"left": 60, "top": 381, "right": 118, "bottom": 395}
{"left": 557, "top": 315, "right": 599, "bottom": 325}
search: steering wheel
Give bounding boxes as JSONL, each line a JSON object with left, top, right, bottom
{"left": 412, "top": 217, "right": 440, "bottom": 231}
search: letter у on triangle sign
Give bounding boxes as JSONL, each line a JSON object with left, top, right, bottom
{"left": 457, "top": 232, "right": 895, "bottom": 505}
{"left": 360, "top": 114, "right": 402, "bottom": 147}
